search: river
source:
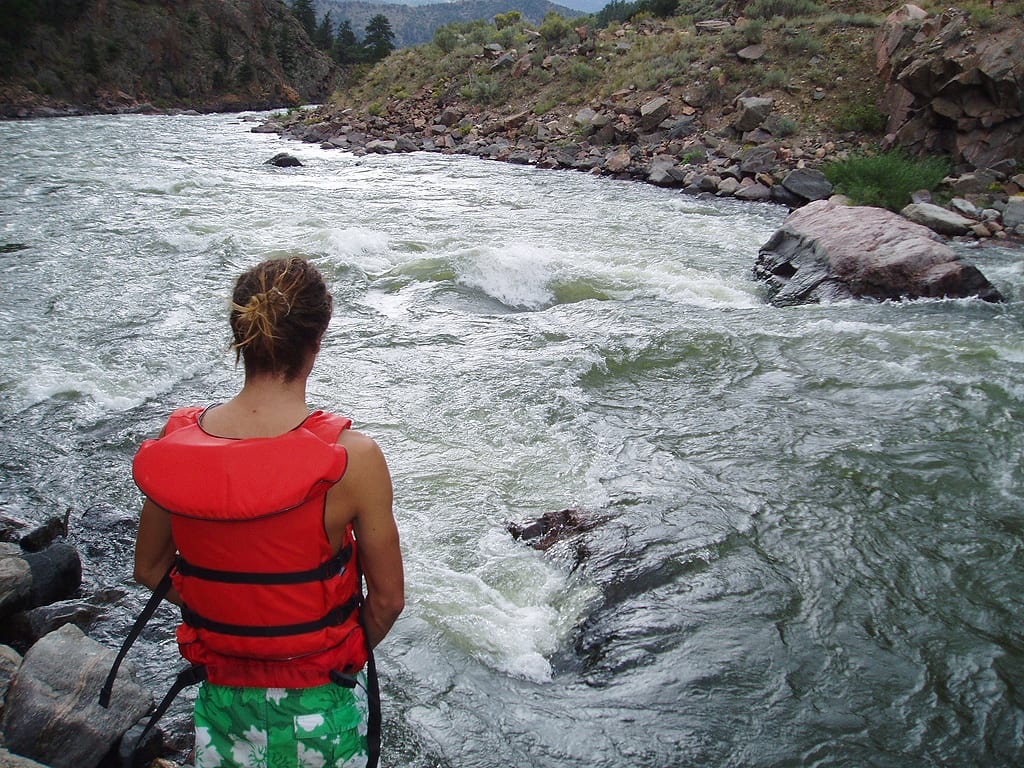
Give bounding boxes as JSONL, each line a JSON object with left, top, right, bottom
{"left": 1, "top": 112, "right": 1022, "bottom": 767}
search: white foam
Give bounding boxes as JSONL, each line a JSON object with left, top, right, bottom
{"left": 321, "top": 227, "right": 394, "bottom": 272}
{"left": 408, "top": 527, "right": 598, "bottom": 682}
{"left": 455, "top": 243, "right": 556, "bottom": 310}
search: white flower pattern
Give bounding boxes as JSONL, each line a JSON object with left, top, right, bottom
{"left": 266, "top": 688, "right": 288, "bottom": 705}
{"left": 298, "top": 740, "right": 327, "bottom": 768}
{"left": 231, "top": 725, "right": 269, "bottom": 767}
{"left": 194, "top": 726, "right": 223, "bottom": 768}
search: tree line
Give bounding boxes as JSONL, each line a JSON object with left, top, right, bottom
{"left": 289, "top": 0, "right": 395, "bottom": 65}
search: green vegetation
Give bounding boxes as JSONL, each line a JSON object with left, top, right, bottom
{"left": 835, "top": 100, "right": 887, "bottom": 133}
{"left": 823, "top": 152, "right": 951, "bottom": 212}
{"left": 745, "top": 0, "right": 824, "bottom": 19}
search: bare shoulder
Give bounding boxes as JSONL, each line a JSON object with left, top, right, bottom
{"left": 336, "top": 428, "right": 389, "bottom": 473}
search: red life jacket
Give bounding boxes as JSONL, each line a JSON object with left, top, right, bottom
{"left": 132, "top": 406, "right": 369, "bottom": 688}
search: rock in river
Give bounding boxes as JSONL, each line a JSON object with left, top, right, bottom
{"left": 754, "top": 199, "right": 1003, "bottom": 306}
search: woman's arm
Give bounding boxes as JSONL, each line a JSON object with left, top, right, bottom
{"left": 134, "top": 498, "right": 182, "bottom": 605}
{"left": 329, "top": 431, "right": 405, "bottom": 648}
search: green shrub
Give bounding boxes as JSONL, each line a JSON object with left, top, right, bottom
{"left": 746, "top": 0, "right": 823, "bottom": 19}
{"left": 740, "top": 18, "right": 765, "bottom": 44}
{"left": 773, "top": 115, "right": 798, "bottom": 137}
{"left": 823, "top": 151, "right": 951, "bottom": 212}
{"left": 762, "top": 68, "right": 788, "bottom": 89}
{"left": 539, "top": 11, "right": 573, "bottom": 44}
{"left": 570, "top": 61, "right": 601, "bottom": 83}
{"left": 836, "top": 101, "right": 887, "bottom": 133}
{"left": 782, "top": 29, "right": 822, "bottom": 54}
{"left": 459, "top": 75, "right": 502, "bottom": 105}
{"left": 494, "top": 10, "right": 521, "bottom": 30}
{"left": 433, "top": 25, "right": 460, "bottom": 54}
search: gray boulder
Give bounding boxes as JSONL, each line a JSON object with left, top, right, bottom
{"left": 0, "top": 624, "right": 153, "bottom": 768}
{"left": 1002, "top": 196, "right": 1024, "bottom": 229}
{"left": 734, "top": 96, "right": 773, "bottom": 132}
{"left": 754, "top": 199, "right": 1003, "bottom": 306}
{"left": 781, "top": 168, "right": 833, "bottom": 202}
{"left": 740, "top": 145, "right": 777, "bottom": 175}
{"left": 900, "top": 202, "right": 974, "bottom": 236}
{"left": 639, "top": 97, "right": 670, "bottom": 132}
{"left": 0, "top": 543, "right": 80, "bottom": 628}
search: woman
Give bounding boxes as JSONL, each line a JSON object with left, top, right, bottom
{"left": 132, "top": 256, "right": 404, "bottom": 768}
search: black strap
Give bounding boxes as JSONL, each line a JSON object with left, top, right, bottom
{"left": 181, "top": 595, "right": 361, "bottom": 637}
{"left": 120, "top": 664, "right": 207, "bottom": 768}
{"left": 176, "top": 543, "right": 352, "bottom": 585}
{"left": 99, "top": 565, "right": 174, "bottom": 708}
{"left": 365, "top": 646, "right": 382, "bottom": 768}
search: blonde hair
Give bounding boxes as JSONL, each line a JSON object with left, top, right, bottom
{"left": 230, "top": 257, "right": 332, "bottom": 380}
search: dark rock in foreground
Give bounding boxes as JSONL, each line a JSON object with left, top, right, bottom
{"left": 0, "top": 625, "right": 152, "bottom": 768}
{"left": 754, "top": 200, "right": 1004, "bottom": 306}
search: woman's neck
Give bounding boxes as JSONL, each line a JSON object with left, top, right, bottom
{"left": 202, "top": 373, "right": 312, "bottom": 438}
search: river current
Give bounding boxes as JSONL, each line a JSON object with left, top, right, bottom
{"left": 1, "top": 113, "right": 1023, "bottom": 767}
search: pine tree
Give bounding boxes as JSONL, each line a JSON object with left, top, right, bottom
{"left": 332, "top": 19, "right": 359, "bottom": 64}
{"left": 289, "top": 0, "right": 316, "bottom": 39}
{"left": 314, "top": 12, "right": 334, "bottom": 51}
{"left": 362, "top": 14, "right": 394, "bottom": 63}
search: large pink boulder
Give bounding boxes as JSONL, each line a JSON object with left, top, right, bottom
{"left": 754, "top": 200, "right": 1003, "bottom": 306}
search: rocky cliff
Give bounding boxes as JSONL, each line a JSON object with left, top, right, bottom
{"left": 878, "top": 4, "right": 1024, "bottom": 170}
{"left": 0, "top": 0, "right": 337, "bottom": 116}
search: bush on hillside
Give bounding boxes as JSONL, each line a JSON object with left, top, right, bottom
{"left": 823, "top": 152, "right": 951, "bottom": 212}
{"left": 539, "top": 11, "right": 574, "bottom": 44}
{"left": 745, "top": 0, "right": 823, "bottom": 19}
{"left": 835, "top": 100, "right": 887, "bottom": 133}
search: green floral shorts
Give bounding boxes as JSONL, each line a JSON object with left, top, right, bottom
{"left": 193, "top": 675, "right": 369, "bottom": 768}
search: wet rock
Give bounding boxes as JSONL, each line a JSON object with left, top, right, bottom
{"left": 754, "top": 199, "right": 1003, "bottom": 306}
{"left": 0, "top": 644, "right": 21, "bottom": 719}
{"left": 265, "top": 152, "right": 302, "bottom": 167}
{"left": 24, "top": 543, "right": 81, "bottom": 610}
{"left": 0, "top": 624, "right": 152, "bottom": 768}
{"left": 648, "top": 157, "right": 686, "bottom": 186}
{"left": 3, "top": 598, "right": 105, "bottom": 651}
{"left": 508, "top": 509, "right": 592, "bottom": 551}
{"left": 0, "top": 544, "right": 31, "bottom": 618}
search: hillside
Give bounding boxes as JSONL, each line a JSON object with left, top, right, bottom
{"left": 0, "top": 0, "right": 337, "bottom": 116}
{"left": 318, "top": 0, "right": 583, "bottom": 47}
{"left": 326, "top": 2, "right": 890, "bottom": 147}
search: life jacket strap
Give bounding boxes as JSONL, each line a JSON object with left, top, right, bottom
{"left": 99, "top": 564, "right": 174, "bottom": 709}
{"left": 175, "top": 542, "right": 353, "bottom": 585}
{"left": 119, "top": 664, "right": 207, "bottom": 768}
{"left": 181, "top": 594, "right": 361, "bottom": 637}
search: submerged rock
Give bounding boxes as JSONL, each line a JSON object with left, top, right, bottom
{"left": 754, "top": 199, "right": 1004, "bottom": 306}
{"left": 508, "top": 509, "right": 593, "bottom": 551}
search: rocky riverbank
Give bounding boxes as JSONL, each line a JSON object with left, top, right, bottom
{"left": 256, "top": 4, "right": 1024, "bottom": 248}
